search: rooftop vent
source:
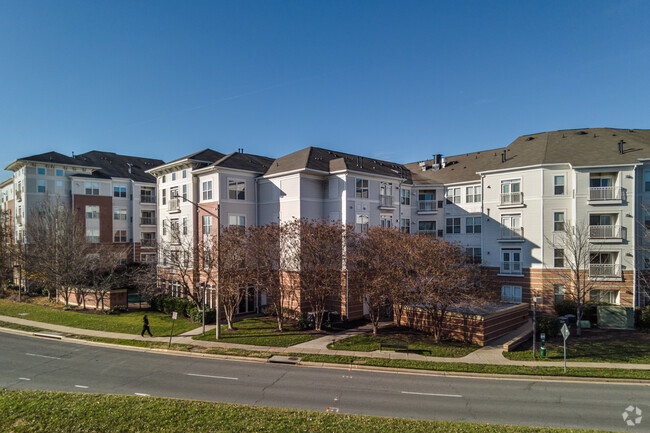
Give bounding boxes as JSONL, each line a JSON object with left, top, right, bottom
{"left": 526, "top": 136, "right": 535, "bottom": 141}
{"left": 578, "top": 131, "right": 588, "bottom": 135}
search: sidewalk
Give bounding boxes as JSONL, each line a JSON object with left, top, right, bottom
{"left": 1, "top": 314, "right": 649, "bottom": 371}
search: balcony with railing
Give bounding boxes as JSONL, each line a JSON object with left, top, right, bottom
{"left": 379, "top": 195, "right": 395, "bottom": 209}
{"left": 588, "top": 186, "right": 621, "bottom": 202}
{"left": 140, "top": 194, "right": 156, "bottom": 204}
{"left": 141, "top": 217, "right": 156, "bottom": 226}
{"left": 589, "top": 224, "right": 622, "bottom": 241}
{"left": 168, "top": 198, "right": 180, "bottom": 212}
{"left": 16, "top": 189, "right": 22, "bottom": 201}
{"left": 498, "top": 226, "right": 524, "bottom": 241}
{"left": 500, "top": 192, "right": 523, "bottom": 206}
{"left": 140, "top": 239, "right": 156, "bottom": 248}
{"left": 589, "top": 263, "right": 621, "bottom": 279}
{"left": 417, "top": 200, "right": 437, "bottom": 214}
{"left": 16, "top": 215, "right": 22, "bottom": 226}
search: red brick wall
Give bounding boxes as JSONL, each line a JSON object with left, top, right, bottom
{"left": 73, "top": 194, "right": 113, "bottom": 243}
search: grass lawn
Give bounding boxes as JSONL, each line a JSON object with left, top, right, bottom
{"left": 0, "top": 298, "right": 198, "bottom": 336}
{"left": 0, "top": 390, "right": 609, "bottom": 433}
{"left": 193, "top": 316, "right": 320, "bottom": 347}
{"left": 504, "top": 329, "right": 650, "bottom": 364}
{"left": 328, "top": 328, "right": 479, "bottom": 358}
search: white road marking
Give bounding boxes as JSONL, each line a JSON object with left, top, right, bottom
{"left": 18, "top": 377, "right": 30, "bottom": 381}
{"left": 25, "top": 352, "right": 62, "bottom": 360}
{"left": 74, "top": 385, "right": 89, "bottom": 389}
{"left": 401, "top": 391, "right": 463, "bottom": 398}
{"left": 186, "top": 373, "right": 238, "bottom": 381}
{"left": 134, "top": 393, "right": 150, "bottom": 396}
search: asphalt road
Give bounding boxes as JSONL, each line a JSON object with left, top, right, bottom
{"left": 0, "top": 332, "right": 647, "bottom": 432}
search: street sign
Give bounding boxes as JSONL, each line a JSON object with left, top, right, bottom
{"left": 561, "top": 323, "right": 569, "bottom": 340}
{"left": 172, "top": 312, "right": 178, "bottom": 320}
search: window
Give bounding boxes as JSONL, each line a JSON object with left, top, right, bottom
{"left": 202, "top": 215, "right": 212, "bottom": 235}
{"left": 446, "top": 217, "right": 461, "bottom": 234}
{"left": 645, "top": 171, "right": 650, "bottom": 192}
{"left": 554, "top": 285, "right": 566, "bottom": 304}
{"left": 229, "top": 215, "right": 246, "bottom": 227}
{"left": 113, "top": 185, "right": 127, "bottom": 198}
{"left": 182, "top": 217, "right": 188, "bottom": 235}
{"left": 466, "top": 247, "right": 482, "bottom": 264}
{"left": 418, "top": 189, "right": 436, "bottom": 201}
{"left": 645, "top": 209, "right": 650, "bottom": 230}
{"left": 446, "top": 187, "right": 460, "bottom": 204}
{"left": 419, "top": 221, "right": 436, "bottom": 234}
{"left": 182, "top": 170, "right": 187, "bottom": 179}
{"left": 182, "top": 184, "right": 187, "bottom": 200}
{"left": 141, "top": 211, "right": 155, "bottom": 225}
{"left": 113, "top": 230, "right": 127, "bottom": 243}
{"left": 162, "top": 175, "right": 166, "bottom": 183}
{"left": 400, "top": 218, "right": 410, "bottom": 233}
{"left": 113, "top": 208, "right": 127, "bottom": 221}
{"left": 501, "top": 248, "right": 521, "bottom": 274}
{"left": 501, "top": 179, "right": 521, "bottom": 204}
{"left": 37, "top": 167, "right": 46, "bottom": 175}
{"left": 589, "top": 290, "right": 620, "bottom": 305}
{"left": 554, "top": 249, "right": 564, "bottom": 268}
{"left": 356, "top": 214, "right": 368, "bottom": 233}
{"left": 56, "top": 169, "right": 64, "bottom": 176}
{"left": 162, "top": 189, "right": 167, "bottom": 205}
{"left": 85, "top": 205, "right": 99, "bottom": 220}
{"left": 465, "top": 186, "right": 481, "bottom": 203}
{"left": 554, "top": 175, "right": 565, "bottom": 195}
{"left": 202, "top": 181, "right": 212, "bottom": 201}
{"left": 355, "top": 179, "right": 368, "bottom": 198}
{"left": 170, "top": 187, "right": 178, "bottom": 199}
{"left": 56, "top": 180, "right": 64, "bottom": 188}
{"left": 554, "top": 212, "right": 565, "bottom": 231}
{"left": 501, "top": 286, "right": 522, "bottom": 303}
{"left": 228, "top": 179, "right": 246, "bottom": 200}
{"left": 86, "top": 228, "right": 100, "bottom": 243}
{"left": 170, "top": 219, "right": 180, "bottom": 237}
{"left": 380, "top": 215, "right": 392, "bottom": 228}
{"left": 85, "top": 182, "right": 99, "bottom": 195}
{"left": 172, "top": 172, "right": 176, "bottom": 181}
{"left": 466, "top": 216, "right": 481, "bottom": 234}
{"left": 162, "top": 220, "right": 167, "bottom": 236}
{"left": 400, "top": 188, "right": 410, "bottom": 205}
{"left": 37, "top": 179, "right": 46, "bottom": 193}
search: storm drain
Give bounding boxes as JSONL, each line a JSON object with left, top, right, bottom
{"left": 268, "top": 355, "right": 302, "bottom": 364}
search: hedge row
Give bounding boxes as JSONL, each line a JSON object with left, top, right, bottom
{"left": 149, "top": 295, "right": 216, "bottom": 324}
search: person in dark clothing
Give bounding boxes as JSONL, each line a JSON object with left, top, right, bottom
{"left": 141, "top": 315, "right": 153, "bottom": 337}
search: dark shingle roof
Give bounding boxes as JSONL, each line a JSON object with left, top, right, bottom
{"left": 166, "top": 148, "right": 225, "bottom": 166}
{"left": 207, "top": 152, "right": 274, "bottom": 173}
{"left": 5, "top": 151, "right": 97, "bottom": 171}
{"left": 74, "top": 151, "right": 164, "bottom": 183}
{"left": 264, "top": 146, "right": 410, "bottom": 180}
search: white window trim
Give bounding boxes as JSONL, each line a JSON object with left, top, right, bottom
{"left": 228, "top": 177, "right": 247, "bottom": 201}
{"left": 228, "top": 214, "right": 246, "bottom": 227}
{"left": 553, "top": 172, "right": 567, "bottom": 196}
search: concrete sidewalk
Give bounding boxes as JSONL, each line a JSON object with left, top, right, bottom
{"left": 1, "top": 314, "right": 649, "bottom": 370}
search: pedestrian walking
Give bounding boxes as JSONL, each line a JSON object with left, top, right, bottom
{"left": 141, "top": 314, "right": 153, "bottom": 337}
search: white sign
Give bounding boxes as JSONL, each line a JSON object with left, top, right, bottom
{"left": 561, "top": 323, "right": 569, "bottom": 340}
{"left": 172, "top": 312, "right": 178, "bottom": 320}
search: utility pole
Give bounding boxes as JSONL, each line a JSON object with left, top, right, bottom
{"left": 216, "top": 202, "right": 221, "bottom": 340}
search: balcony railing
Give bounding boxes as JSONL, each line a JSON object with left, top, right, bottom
{"left": 16, "top": 215, "right": 22, "bottom": 226}
{"left": 140, "top": 217, "right": 156, "bottom": 225}
{"left": 140, "top": 239, "right": 156, "bottom": 248}
{"left": 419, "top": 229, "right": 437, "bottom": 235}
{"left": 500, "top": 261, "right": 522, "bottom": 274}
{"left": 168, "top": 198, "right": 180, "bottom": 211}
{"left": 589, "top": 186, "right": 620, "bottom": 201}
{"left": 499, "top": 227, "right": 524, "bottom": 240}
{"left": 140, "top": 195, "right": 156, "bottom": 204}
{"left": 500, "top": 191, "right": 523, "bottom": 205}
{"left": 589, "top": 263, "right": 620, "bottom": 278}
{"left": 418, "top": 200, "right": 436, "bottom": 211}
{"left": 379, "top": 195, "right": 394, "bottom": 207}
{"left": 589, "top": 225, "right": 621, "bottom": 239}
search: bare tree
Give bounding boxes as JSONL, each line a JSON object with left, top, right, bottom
{"left": 130, "top": 261, "right": 163, "bottom": 302}
{"left": 23, "top": 200, "right": 92, "bottom": 306}
{"left": 411, "top": 236, "right": 481, "bottom": 343}
{"left": 218, "top": 225, "right": 251, "bottom": 330}
{"left": 87, "top": 247, "right": 130, "bottom": 311}
{"left": 158, "top": 217, "right": 200, "bottom": 303}
{"left": 284, "top": 218, "right": 345, "bottom": 331}
{"left": 546, "top": 221, "right": 602, "bottom": 336}
{"left": 348, "top": 226, "right": 402, "bottom": 336}
{"left": 0, "top": 209, "right": 15, "bottom": 291}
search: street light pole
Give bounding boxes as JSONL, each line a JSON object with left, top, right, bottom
{"left": 202, "top": 283, "right": 206, "bottom": 335}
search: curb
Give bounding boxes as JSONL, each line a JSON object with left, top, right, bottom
{"left": 1, "top": 325, "right": 648, "bottom": 385}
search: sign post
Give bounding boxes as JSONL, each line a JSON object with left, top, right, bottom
{"left": 532, "top": 297, "right": 542, "bottom": 360}
{"left": 561, "top": 323, "right": 570, "bottom": 373}
{"left": 169, "top": 311, "right": 178, "bottom": 348}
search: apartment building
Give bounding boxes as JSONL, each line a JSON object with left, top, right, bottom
{"left": 3, "top": 150, "right": 163, "bottom": 264}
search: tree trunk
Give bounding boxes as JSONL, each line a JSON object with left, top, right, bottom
{"left": 576, "top": 303, "right": 582, "bottom": 336}
{"left": 276, "top": 314, "right": 284, "bottom": 332}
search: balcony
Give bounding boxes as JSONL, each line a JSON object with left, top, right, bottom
{"left": 589, "top": 263, "right": 621, "bottom": 280}
{"left": 168, "top": 198, "right": 180, "bottom": 212}
{"left": 16, "top": 215, "right": 22, "bottom": 226}
{"left": 500, "top": 261, "right": 522, "bottom": 275}
{"left": 141, "top": 217, "right": 156, "bottom": 226}
{"left": 16, "top": 190, "right": 22, "bottom": 201}
{"left": 419, "top": 229, "right": 437, "bottom": 236}
{"left": 589, "top": 225, "right": 622, "bottom": 241}
{"left": 499, "top": 192, "right": 523, "bottom": 207}
{"left": 588, "top": 186, "right": 621, "bottom": 203}
{"left": 140, "top": 195, "right": 156, "bottom": 204}
{"left": 141, "top": 239, "right": 156, "bottom": 248}
{"left": 499, "top": 226, "right": 524, "bottom": 241}
{"left": 379, "top": 195, "right": 395, "bottom": 209}
{"left": 417, "top": 200, "right": 437, "bottom": 214}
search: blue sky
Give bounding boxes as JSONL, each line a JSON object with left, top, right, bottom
{"left": 2, "top": 0, "right": 650, "bottom": 176}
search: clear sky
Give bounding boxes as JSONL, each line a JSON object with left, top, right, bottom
{"left": 2, "top": 0, "right": 650, "bottom": 177}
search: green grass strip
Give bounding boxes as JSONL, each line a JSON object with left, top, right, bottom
{"left": 503, "top": 341, "right": 650, "bottom": 364}
{"left": 0, "top": 390, "right": 608, "bottom": 433}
